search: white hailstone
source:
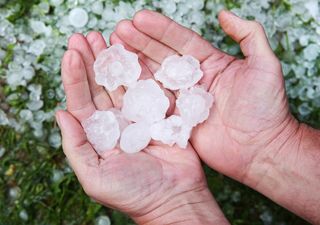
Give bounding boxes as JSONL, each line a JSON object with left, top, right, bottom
{"left": 22, "top": 66, "right": 35, "bottom": 81}
{"left": 150, "top": 115, "right": 192, "bottom": 148}
{"left": 19, "top": 109, "right": 33, "bottom": 121}
{"left": 69, "top": 8, "right": 89, "bottom": 28}
{"left": 122, "top": 79, "right": 170, "bottom": 123}
{"left": 304, "top": 0, "right": 319, "bottom": 19}
{"left": 82, "top": 110, "right": 120, "bottom": 154}
{"left": 95, "top": 216, "right": 111, "bottom": 225}
{"left": 0, "top": 146, "right": 5, "bottom": 158}
{"left": 176, "top": 86, "right": 214, "bottom": 127}
{"left": 91, "top": 1, "right": 104, "bottom": 15}
{"left": 161, "top": 0, "right": 177, "bottom": 14}
{"left": 303, "top": 43, "right": 320, "bottom": 61}
{"left": 27, "top": 101, "right": 44, "bottom": 111}
{"left": 155, "top": 55, "right": 203, "bottom": 90}
{"left": 30, "top": 20, "right": 52, "bottom": 36}
{"left": 19, "top": 210, "right": 28, "bottom": 221}
{"left": 120, "top": 122, "right": 151, "bottom": 153}
{"left": 94, "top": 44, "right": 141, "bottom": 91}
{"left": 52, "top": 169, "right": 64, "bottom": 182}
{"left": 0, "top": 109, "right": 9, "bottom": 125}
{"left": 9, "top": 186, "right": 21, "bottom": 200}
{"left": 28, "top": 40, "right": 46, "bottom": 56}
{"left": 49, "top": 132, "right": 62, "bottom": 149}
{"left": 109, "top": 108, "right": 130, "bottom": 132}
{"left": 49, "top": 0, "right": 64, "bottom": 7}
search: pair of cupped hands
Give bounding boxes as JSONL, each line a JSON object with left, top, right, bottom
{"left": 56, "top": 9, "right": 320, "bottom": 224}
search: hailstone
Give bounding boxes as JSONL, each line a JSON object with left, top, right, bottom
{"left": 176, "top": 86, "right": 214, "bottom": 127}
{"left": 68, "top": 8, "right": 89, "bottom": 28}
{"left": 82, "top": 110, "right": 120, "bottom": 154}
{"left": 120, "top": 122, "right": 151, "bottom": 153}
{"left": 150, "top": 115, "right": 192, "bottom": 148}
{"left": 94, "top": 44, "right": 141, "bottom": 91}
{"left": 155, "top": 55, "right": 203, "bottom": 90}
{"left": 121, "top": 79, "right": 170, "bottom": 123}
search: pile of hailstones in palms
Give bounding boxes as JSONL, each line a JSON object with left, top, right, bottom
{"left": 82, "top": 44, "right": 213, "bottom": 154}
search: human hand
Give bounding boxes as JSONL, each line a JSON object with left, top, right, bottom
{"left": 112, "top": 10, "right": 320, "bottom": 224}
{"left": 56, "top": 32, "right": 229, "bottom": 224}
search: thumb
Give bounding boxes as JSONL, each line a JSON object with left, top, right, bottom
{"left": 56, "top": 110, "right": 99, "bottom": 181}
{"left": 218, "top": 10, "right": 275, "bottom": 58}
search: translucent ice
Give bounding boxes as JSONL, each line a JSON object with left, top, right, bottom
{"left": 94, "top": 44, "right": 141, "bottom": 91}
{"left": 109, "top": 108, "right": 130, "bottom": 132}
{"left": 122, "top": 79, "right": 170, "bottom": 123}
{"left": 150, "top": 115, "right": 192, "bottom": 148}
{"left": 120, "top": 122, "right": 151, "bottom": 153}
{"left": 69, "top": 8, "right": 89, "bottom": 28}
{"left": 176, "top": 86, "right": 214, "bottom": 127}
{"left": 82, "top": 110, "right": 120, "bottom": 154}
{"left": 155, "top": 55, "right": 203, "bottom": 90}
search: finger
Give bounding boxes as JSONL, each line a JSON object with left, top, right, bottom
{"left": 133, "top": 10, "right": 223, "bottom": 62}
{"left": 87, "top": 31, "right": 125, "bottom": 109}
{"left": 56, "top": 110, "right": 99, "bottom": 185}
{"left": 110, "top": 32, "right": 176, "bottom": 115}
{"left": 68, "top": 33, "right": 113, "bottom": 110}
{"left": 61, "top": 50, "right": 96, "bottom": 121}
{"left": 115, "top": 19, "right": 177, "bottom": 64}
{"left": 218, "top": 10, "right": 276, "bottom": 58}
{"left": 110, "top": 32, "right": 160, "bottom": 74}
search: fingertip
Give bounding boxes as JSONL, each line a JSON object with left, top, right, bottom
{"left": 86, "top": 31, "right": 102, "bottom": 44}
{"left": 115, "top": 19, "right": 133, "bottom": 38}
{"left": 133, "top": 9, "right": 152, "bottom": 26}
{"left": 109, "top": 32, "right": 119, "bottom": 45}
{"left": 68, "top": 33, "right": 86, "bottom": 48}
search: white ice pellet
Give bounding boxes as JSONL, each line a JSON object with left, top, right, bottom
{"left": 155, "top": 55, "right": 203, "bottom": 90}
{"left": 121, "top": 79, "right": 170, "bottom": 123}
{"left": 68, "top": 8, "right": 89, "bottom": 28}
{"left": 109, "top": 108, "right": 130, "bottom": 132}
{"left": 82, "top": 110, "right": 120, "bottom": 154}
{"left": 120, "top": 122, "right": 151, "bottom": 153}
{"left": 176, "top": 86, "right": 214, "bottom": 127}
{"left": 150, "top": 115, "right": 192, "bottom": 148}
{"left": 94, "top": 44, "right": 141, "bottom": 91}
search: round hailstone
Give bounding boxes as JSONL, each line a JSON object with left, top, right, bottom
{"left": 109, "top": 108, "right": 130, "bottom": 132}
{"left": 176, "top": 86, "right": 214, "bottom": 127}
{"left": 69, "top": 8, "right": 89, "bottom": 28}
{"left": 120, "top": 122, "right": 151, "bottom": 154}
{"left": 94, "top": 44, "right": 141, "bottom": 91}
{"left": 150, "top": 115, "right": 192, "bottom": 148}
{"left": 82, "top": 110, "right": 120, "bottom": 154}
{"left": 155, "top": 55, "right": 203, "bottom": 90}
{"left": 121, "top": 79, "right": 170, "bottom": 123}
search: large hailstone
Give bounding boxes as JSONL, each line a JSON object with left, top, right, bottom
{"left": 176, "top": 86, "right": 214, "bottom": 127}
{"left": 155, "top": 55, "right": 203, "bottom": 90}
{"left": 82, "top": 110, "right": 120, "bottom": 154}
{"left": 121, "top": 79, "right": 170, "bottom": 123}
{"left": 69, "top": 8, "right": 89, "bottom": 28}
{"left": 150, "top": 115, "right": 192, "bottom": 148}
{"left": 94, "top": 44, "right": 141, "bottom": 91}
{"left": 120, "top": 122, "right": 151, "bottom": 153}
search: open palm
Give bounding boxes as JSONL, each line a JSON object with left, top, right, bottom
{"left": 57, "top": 32, "right": 210, "bottom": 219}
{"left": 111, "top": 10, "right": 298, "bottom": 185}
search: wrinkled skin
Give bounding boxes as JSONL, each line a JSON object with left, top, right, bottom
{"left": 112, "top": 10, "right": 299, "bottom": 186}
{"left": 57, "top": 29, "right": 226, "bottom": 223}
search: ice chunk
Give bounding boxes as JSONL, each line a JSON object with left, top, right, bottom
{"left": 155, "top": 55, "right": 203, "bottom": 90}
{"left": 82, "top": 110, "right": 120, "bottom": 153}
{"left": 176, "top": 86, "right": 214, "bottom": 127}
{"left": 69, "top": 8, "right": 89, "bottom": 28}
{"left": 120, "top": 122, "right": 151, "bottom": 153}
{"left": 150, "top": 115, "right": 192, "bottom": 148}
{"left": 122, "top": 79, "right": 170, "bottom": 123}
{"left": 94, "top": 44, "right": 141, "bottom": 91}
{"left": 109, "top": 108, "right": 130, "bottom": 132}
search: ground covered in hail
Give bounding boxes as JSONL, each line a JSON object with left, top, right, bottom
{"left": 0, "top": 0, "right": 319, "bottom": 224}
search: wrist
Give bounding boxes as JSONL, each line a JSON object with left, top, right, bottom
{"left": 245, "top": 116, "right": 320, "bottom": 224}
{"left": 132, "top": 187, "right": 229, "bottom": 225}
